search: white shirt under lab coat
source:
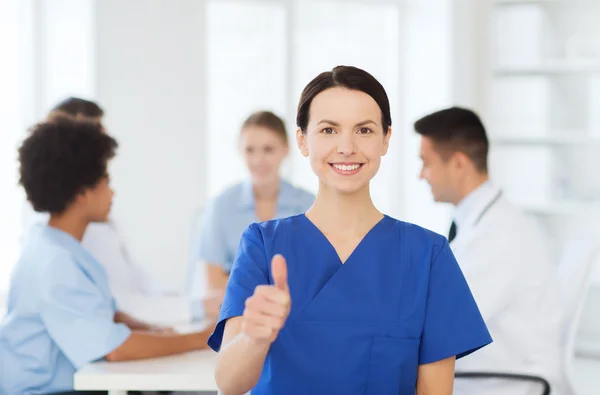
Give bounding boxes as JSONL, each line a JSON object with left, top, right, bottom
{"left": 451, "top": 181, "right": 565, "bottom": 395}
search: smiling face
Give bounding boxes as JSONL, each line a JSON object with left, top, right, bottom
{"left": 296, "top": 87, "right": 391, "bottom": 195}
{"left": 240, "top": 125, "right": 289, "bottom": 188}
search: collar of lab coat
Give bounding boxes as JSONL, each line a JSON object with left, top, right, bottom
{"left": 453, "top": 181, "right": 501, "bottom": 234}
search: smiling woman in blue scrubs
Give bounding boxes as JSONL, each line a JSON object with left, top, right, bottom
{"left": 207, "top": 66, "right": 493, "bottom": 395}
{"left": 195, "top": 111, "right": 314, "bottom": 317}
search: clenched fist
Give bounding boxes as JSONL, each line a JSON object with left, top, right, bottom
{"left": 241, "top": 254, "right": 291, "bottom": 345}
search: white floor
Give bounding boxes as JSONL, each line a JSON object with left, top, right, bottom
{"left": 572, "top": 356, "right": 600, "bottom": 395}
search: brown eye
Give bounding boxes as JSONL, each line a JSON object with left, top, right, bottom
{"left": 358, "top": 127, "right": 372, "bottom": 135}
{"left": 321, "top": 127, "right": 335, "bottom": 135}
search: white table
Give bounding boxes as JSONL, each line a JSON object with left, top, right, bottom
{"left": 74, "top": 349, "right": 218, "bottom": 395}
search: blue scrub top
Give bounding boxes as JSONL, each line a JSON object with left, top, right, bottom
{"left": 208, "top": 214, "right": 492, "bottom": 395}
{"left": 196, "top": 179, "right": 314, "bottom": 273}
{"left": 0, "top": 226, "right": 131, "bottom": 395}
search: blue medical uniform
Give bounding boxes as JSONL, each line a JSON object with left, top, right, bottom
{"left": 196, "top": 179, "right": 314, "bottom": 273}
{"left": 208, "top": 214, "right": 492, "bottom": 395}
{"left": 0, "top": 226, "right": 131, "bottom": 395}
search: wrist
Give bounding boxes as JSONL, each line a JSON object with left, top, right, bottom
{"left": 240, "top": 331, "right": 273, "bottom": 350}
{"left": 191, "top": 331, "right": 211, "bottom": 349}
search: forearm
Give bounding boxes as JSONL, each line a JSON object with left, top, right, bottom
{"left": 215, "top": 333, "right": 270, "bottom": 395}
{"left": 106, "top": 329, "right": 211, "bottom": 361}
{"left": 206, "top": 262, "right": 230, "bottom": 290}
{"left": 114, "top": 311, "right": 152, "bottom": 330}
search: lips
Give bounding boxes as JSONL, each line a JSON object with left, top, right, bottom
{"left": 329, "top": 163, "right": 364, "bottom": 176}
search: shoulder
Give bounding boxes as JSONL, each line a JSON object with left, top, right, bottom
{"left": 289, "top": 183, "right": 315, "bottom": 201}
{"left": 25, "top": 238, "right": 79, "bottom": 287}
{"left": 280, "top": 180, "right": 315, "bottom": 208}
{"left": 241, "top": 214, "right": 305, "bottom": 246}
{"left": 386, "top": 216, "right": 447, "bottom": 246}
{"left": 204, "top": 182, "right": 245, "bottom": 212}
{"left": 383, "top": 216, "right": 450, "bottom": 262}
{"left": 482, "top": 196, "right": 547, "bottom": 244}
{"left": 475, "top": 197, "right": 552, "bottom": 265}
{"left": 214, "top": 182, "right": 246, "bottom": 204}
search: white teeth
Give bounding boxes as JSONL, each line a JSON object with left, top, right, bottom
{"left": 333, "top": 164, "right": 360, "bottom": 171}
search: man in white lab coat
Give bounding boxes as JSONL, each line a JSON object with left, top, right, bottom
{"left": 414, "top": 107, "right": 564, "bottom": 395}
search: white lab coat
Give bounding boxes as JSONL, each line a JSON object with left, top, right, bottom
{"left": 450, "top": 184, "right": 565, "bottom": 395}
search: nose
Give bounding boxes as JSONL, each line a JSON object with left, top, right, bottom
{"left": 336, "top": 132, "right": 356, "bottom": 156}
{"left": 251, "top": 151, "right": 267, "bottom": 166}
{"left": 419, "top": 167, "right": 425, "bottom": 180}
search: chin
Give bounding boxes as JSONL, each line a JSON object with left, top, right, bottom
{"left": 325, "top": 180, "right": 370, "bottom": 195}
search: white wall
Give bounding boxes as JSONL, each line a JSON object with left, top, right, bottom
{"left": 400, "top": 0, "right": 455, "bottom": 234}
{"left": 39, "top": 0, "right": 96, "bottom": 112}
{"left": 0, "top": 0, "right": 29, "bottom": 292}
{"left": 95, "top": 0, "right": 207, "bottom": 291}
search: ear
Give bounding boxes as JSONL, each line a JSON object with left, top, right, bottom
{"left": 452, "top": 151, "right": 471, "bottom": 170}
{"left": 382, "top": 126, "right": 392, "bottom": 156}
{"left": 296, "top": 128, "right": 309, "bottom": 157}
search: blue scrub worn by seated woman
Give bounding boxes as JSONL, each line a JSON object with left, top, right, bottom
{"left": 197, "top": 179, "right": 314, "bottom": 274}
{"left": 208, "top": 214, "right": 492, "bottom": 394}
{"left": 0, "top": 225, "right": 131, "bottom": 395}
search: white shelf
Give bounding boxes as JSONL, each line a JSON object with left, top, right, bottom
{"left": 490, "top": 134, "right": 600, "bottom": 145}
{"left": 494, "top": 60, "right": 600, "bottom": 76}
{"left": 493, "top": 0, "right": 561, "bottom": 4}
{"left": 493, "top": 0, "right": 597, "bottom": 5}
{"left": 515, "top": 200, "right": 600, "bottom": 215}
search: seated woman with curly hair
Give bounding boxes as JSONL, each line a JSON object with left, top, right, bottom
{"left": 0, "top": 117, "right": 212, "bottom": 395}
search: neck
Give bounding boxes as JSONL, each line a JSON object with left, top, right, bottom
{"left": 455, "top": 172, "right": 489, "bottom": 205}
{"left": 308, "top": 183, "right": 381, "bottom": 234}
{"left": 48, "top": 211, "right": 89, "bottom": 241}
{"left": 253, "top": 179, "right": 280, "bottom": 201}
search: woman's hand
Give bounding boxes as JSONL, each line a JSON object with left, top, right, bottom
{"left": 241, "top": 254, "right": 291, "bottom": 345}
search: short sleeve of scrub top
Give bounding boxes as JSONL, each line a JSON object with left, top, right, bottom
{"left": 197, "top": 199, "right": 230, "bottom": 267}
{"left": 40, "top": 254, "right": 131, "bottom": 368}
{"left": 418, "top": 240, "right": 492, "bottom": 364}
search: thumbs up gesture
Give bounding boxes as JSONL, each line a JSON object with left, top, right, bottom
{"left": 241, "top": 254, "right": 291, "bottom": 345}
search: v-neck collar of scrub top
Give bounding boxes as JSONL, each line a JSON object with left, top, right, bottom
{"left": 298, "top": 213, "right": 389, "bottom": 265}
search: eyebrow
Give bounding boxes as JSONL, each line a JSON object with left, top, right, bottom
{"left": 317, "top": 119, "right": 379, "bottom": 127}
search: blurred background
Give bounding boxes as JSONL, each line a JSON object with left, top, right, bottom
{"left": 1, "top": 0, "right": 600, "bottom": 390}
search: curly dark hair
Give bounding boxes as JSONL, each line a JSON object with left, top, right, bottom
{"left": 19, "top": 117, "right": 118, "bottom": 214}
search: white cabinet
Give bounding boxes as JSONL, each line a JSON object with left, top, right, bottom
{"left": 483, "top": 0, "right": 600, "bottom": 356}
{"left": 485, "top": 0, "right": 600, "bottom": 221}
